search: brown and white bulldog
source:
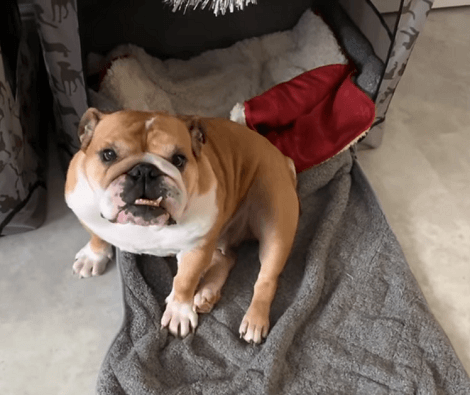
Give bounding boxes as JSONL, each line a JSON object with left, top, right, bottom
{"left": 65, "top": 108, "right": 299, "bottom": 344}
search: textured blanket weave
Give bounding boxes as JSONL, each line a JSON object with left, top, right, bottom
{"left": 97, "top": 152, "right": 470, "bottom": 394}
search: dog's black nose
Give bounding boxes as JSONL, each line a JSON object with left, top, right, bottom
{"left": 124, "top": 163, "right": 165, "bottom": 203}
{"left": 128, "top": 163, "right": 161, "bottom": 180}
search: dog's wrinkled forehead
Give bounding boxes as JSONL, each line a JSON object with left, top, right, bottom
{"left": 81, "top": 110, "right": 193, "bottom": 158}
{"left": 78, "top": 109, "right": 207, "bottom": 192}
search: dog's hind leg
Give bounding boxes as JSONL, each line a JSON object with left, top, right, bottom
{"left": 194, "top": 249, "right": 236, "bottom": 313}
{"left": 239, "top": 178, "right": 299, "bottom": 344}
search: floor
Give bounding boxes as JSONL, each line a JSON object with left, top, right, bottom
{"left": 357, "top": 6, "right": 470, "bottom": 374}
{"left": 1, "top": 7, "right": 469, "bottom": 395}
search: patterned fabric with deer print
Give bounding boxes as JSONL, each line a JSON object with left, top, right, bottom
{"left": 34, "top": 0, "right": 87, "bottom": 164}
{"left": 0, "top": 2, "right": 47, "bottom": 235}
{"left": 369, "top": 0, "right": 435, "bottom": 147}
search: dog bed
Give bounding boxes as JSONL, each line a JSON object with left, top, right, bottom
{"left": 87, "top": 10, "right": 349, "bottom": 116}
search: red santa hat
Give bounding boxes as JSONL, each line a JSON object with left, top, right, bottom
{"left": 230, "top": 63, "right": 376, "bottom": 173}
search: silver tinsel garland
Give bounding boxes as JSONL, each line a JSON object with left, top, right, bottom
{"left": 164, "top": 0, "right": 257, "bottom": 16}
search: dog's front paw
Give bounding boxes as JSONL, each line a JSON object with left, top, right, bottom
{"left": 161, "top": 294, "right": 198, "bottom": 338}
{"left": 73, "top": 242, "right": 113, "bottom": 278}
{"left": 239, "top": 305, "right": 270, "bottom": 344}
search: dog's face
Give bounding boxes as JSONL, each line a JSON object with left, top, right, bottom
{"left": 75, "top": 109, "right": 206, "bottom": 227}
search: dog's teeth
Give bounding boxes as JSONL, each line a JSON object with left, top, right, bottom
{"left": 135, "top": 197, "right": 163, "bottom": 207}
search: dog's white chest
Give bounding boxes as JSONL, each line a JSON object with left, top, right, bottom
{"left": 106, "top": 219, "right": 213, "bottom": 256}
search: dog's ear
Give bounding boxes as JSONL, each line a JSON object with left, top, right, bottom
{"left": 178, "top": 115, "right": 206, "bottom": 157}
{"left": 78, "top": 108, "right": 103, "bottom": 151}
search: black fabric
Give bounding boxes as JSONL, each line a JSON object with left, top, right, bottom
{"left": 77, "top": 0, "right": 315, "bottom": 60}
{"left": 97, "top": 152, "right": 470, "bottom": 394}
{"left": 0, "top": 0, "right": 21, "bottom": 96}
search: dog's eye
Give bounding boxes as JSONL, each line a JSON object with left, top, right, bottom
{"left": 171, "top": 154, "right": 187, "bottom": 169}
{"left": 101, "top": 149, "right": 117, "bottom": 163}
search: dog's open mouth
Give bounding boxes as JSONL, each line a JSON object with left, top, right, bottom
{"left": 130, "top": 196, "right": 176, "bottom": 225}
{"left": 131, "top": 197, "right": 168, "bottom": 218}
{"left": 109, "top": 196, "right": 176, "bottom": 226}
{"left": 103, "top": 172, "right": 182, "bottom": 226}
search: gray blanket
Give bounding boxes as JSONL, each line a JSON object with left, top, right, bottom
{"left": 97, "top": 151, "right": 470, "bottom": 394}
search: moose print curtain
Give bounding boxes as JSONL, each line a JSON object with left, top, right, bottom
{"left": 369, "top": 0, "right": 434, "bottom": 148}
{"left": 0, "top": 2, "right": 47, "bottom": 235}
{"left": 34, "top": 0, "right": 87, "bottom": 165}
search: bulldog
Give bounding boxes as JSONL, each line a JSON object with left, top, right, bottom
{"left": 65, "top": 108, "right": 299, "bottom": 344}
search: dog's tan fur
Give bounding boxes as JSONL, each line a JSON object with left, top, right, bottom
{"left": 66, "top": 109, "right": 299, "bottom": 343}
